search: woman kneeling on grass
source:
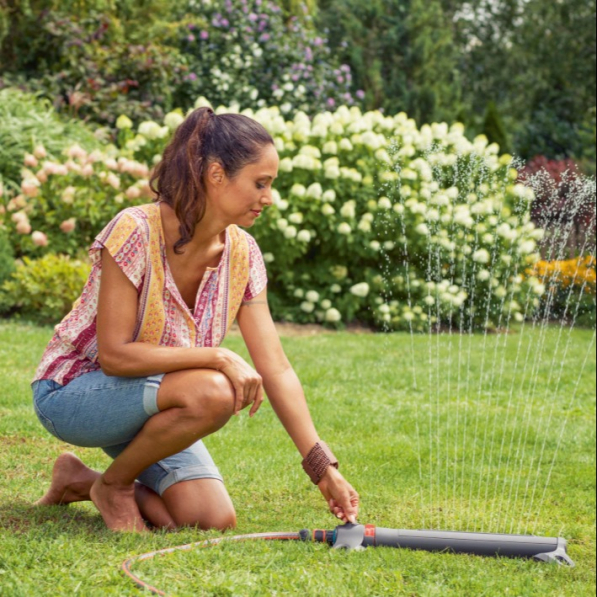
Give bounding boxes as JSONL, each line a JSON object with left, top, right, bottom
{"left": 31, "top": 107, "right": 360, "bottom": 533}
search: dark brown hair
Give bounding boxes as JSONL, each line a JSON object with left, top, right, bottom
{"left": 149, "top": 106, "right": 275, "bottom": 254}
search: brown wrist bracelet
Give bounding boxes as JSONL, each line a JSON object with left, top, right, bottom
{"left": 302, "top": 441, "right": 339, "bottom": 485}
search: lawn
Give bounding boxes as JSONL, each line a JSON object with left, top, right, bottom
{"left": 0, "top": 320, "right": 595, "bottom": 596}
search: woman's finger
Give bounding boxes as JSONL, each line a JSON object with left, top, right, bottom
{"left": 235, "top": 384, "right": 244, "bottom": 416}
{"left": 249, "top": 385, "right": 264, "bottom": 418}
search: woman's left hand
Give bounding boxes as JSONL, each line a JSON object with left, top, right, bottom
{"left": 317, "top": 466, "right": 360, "bottom": 524}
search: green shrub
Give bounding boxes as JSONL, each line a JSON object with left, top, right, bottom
{"left": 0, "top": 88, "right": 103, "bottom": 190}
{"left": 0, "top": 1, "right": 189, "bottom": 132}
{"left": 0, "top": 253, "right": 91, "bottom": 325}
{"left": 1, "top": 1, "right": 361, "bottom": 132}
{"left": 169, "top": 0, "right": 361, "bottom": 118}
{"left": 0, "top": 225, "right": 15, "bottom": 286}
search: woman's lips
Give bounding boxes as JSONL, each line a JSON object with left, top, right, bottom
{"left": 251, "top": 210, "right": 262, "bottom": 217}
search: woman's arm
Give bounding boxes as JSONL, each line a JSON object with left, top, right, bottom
{"left": 97, "top": 248, "right": 225, "bottom": 377}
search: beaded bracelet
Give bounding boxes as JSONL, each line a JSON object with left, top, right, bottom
{"left": 302, "top": 441, "right": 339, "bottom": 485}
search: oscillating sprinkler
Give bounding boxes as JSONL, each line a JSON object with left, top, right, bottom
{"left": 304, "top": 523, "right": 575, "bottom": 566}
{"left": 122, "top": 522, "right": 574, "bottom": 595}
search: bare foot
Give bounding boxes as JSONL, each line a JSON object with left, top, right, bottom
{"left": 90, "top": 476, "right": 149, "bottom": 533}
{"left": 35, "top": 452, "right": 99, "bottom": 506}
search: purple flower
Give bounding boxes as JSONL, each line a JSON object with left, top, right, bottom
{"left": 341, "top": 64, "right": 350, "bottom": 73}
{"left": 200, "top": 30, "right": 209, "bottom": 40}
{"left": 314, "top": 37, "right": 323, "bottom": 47}
{"left": 292, "top": 74, "right": 300, "bottom": 81}
{"left": 188, "top": 23, "right": 196, "bottom": 30}
{"left": 249, "top": 12, "right": 258, "bottom": 21}
{"left": 337, "top": 76, "right": 344, "bottom": 84}
{"left": 187, "top": 73, "right": 198, "bottom": 81}
{"left": 356, "top": 90, "right": 365, "bottom": 99}
{"left": 187, "top": 34, "right": 196, "bottom": 42}
{"left": 260, "top": 33, "right": 271, "bottom": 42}
{"left": 221, "top": 19, "right": 229, "bottom": 27}
{"left": 327, "top": 98, "right": 336, "bottom": 108}
{"left": 305, "top": 48, "right": 313, "bottom": 61}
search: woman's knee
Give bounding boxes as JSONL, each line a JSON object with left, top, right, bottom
{"left": 163, "top": 478, "right": 237, "bottom": 531}
{"left": 157, "top": 369, "right": 236, "bottom": 426}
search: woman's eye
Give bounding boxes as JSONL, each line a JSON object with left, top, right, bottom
{"left": 257, "top": 184, "right": 266, "bottom": 189}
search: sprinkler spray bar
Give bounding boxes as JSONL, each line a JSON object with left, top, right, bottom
{"left": 303, "top": 523, "right": 575, "bottom": 566}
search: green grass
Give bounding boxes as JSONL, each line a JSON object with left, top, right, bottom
{"left": 0, "top": 320, "right": 595, "bottom": 596}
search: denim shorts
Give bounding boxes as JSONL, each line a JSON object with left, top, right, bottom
{"left": 31, "top": 369, "right": 224, "bottom": 496}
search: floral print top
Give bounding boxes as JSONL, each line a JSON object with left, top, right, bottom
{"left": 32, "top": 201, "right": 268, "bottom": 387}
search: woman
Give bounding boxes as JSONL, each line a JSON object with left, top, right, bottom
{"left": 31, "top": 107, "right": 361, "bottom": 533}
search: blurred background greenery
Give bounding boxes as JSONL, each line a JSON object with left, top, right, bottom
{"left": 1, "top": 0, "right": 594, "bottom": 173}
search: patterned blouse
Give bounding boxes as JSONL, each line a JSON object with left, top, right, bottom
{"left": 32, "top": 201, "right": 268, "bottom": 387}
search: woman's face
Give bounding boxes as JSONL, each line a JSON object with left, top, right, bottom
{"left": 207, "top": 144, "right": 280, "bottom": 227}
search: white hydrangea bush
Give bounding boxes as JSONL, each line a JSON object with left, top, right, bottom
{"left": 2, "top": 97, "right": 546, "bottom": 331}
{"left": 235, "top": 102, "right": 545, "bottom": 331}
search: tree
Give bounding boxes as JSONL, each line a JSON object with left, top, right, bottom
{"left": 315, "top": 0, "right": 463, "bottom": 125}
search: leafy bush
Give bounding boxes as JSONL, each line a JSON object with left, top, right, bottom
{"left": 1, "top": 0, "right": 361, "bottom": 132}
{"left": 0, "top": 9, "right": 188, "bottom": 131}
{"left": 0, "top": 88, "right": 103, "bottom": 190}
{"left": 0, "top": 224, "right": 15, "bottom": 286}
{"left": 0, "top": 98, "right": 550, "bottom": 331}
{"left": 0, "top": 253, "right": 91, "bottom": 324}
{"left": 528, "top": 257, "right": 596, "bottom": 329}
{"left": 170, "top": 0, "right": 361, "bottom": 117}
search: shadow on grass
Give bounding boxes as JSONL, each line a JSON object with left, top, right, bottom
{"left": 0, "top": 499, "right": 103, "bottom": 535}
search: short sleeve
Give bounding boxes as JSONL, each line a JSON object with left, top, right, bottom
{"left": 89, "top": 210, "right": 147, "bottom": 291}
{"left": 243, "top": 234, "right": 268, "bottom": 301}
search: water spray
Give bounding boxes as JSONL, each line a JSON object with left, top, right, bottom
{"left": 122, "top": 523, "right": 574, "bottom": 595}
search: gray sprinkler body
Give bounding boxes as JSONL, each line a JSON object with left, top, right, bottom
{"left": 301, "top": 524, "right": 574, "bottom": 566}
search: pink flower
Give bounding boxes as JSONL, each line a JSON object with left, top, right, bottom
{"left": 67, "top": 144, "right": 87, "bottom": 160}
{"left": 62, "top": 186, "right": 76, "bottom": 204}
{"left": 21, "top": 181, "right": 39, "bottom": 198}
{"left": 32, "top": 231, "right": 49, "bottom": 246}
{"left": 14, "top": 195, "right": 27, "bottom": 209}
{"left": 42, "top": 161, "right": 59, "bottom": 175}
{"left": 24, "top": 153, "right": 39, "bottom": 168}
{"left": 36, "top": 170, "right": 48, "bottom": 184}
{"left": 16, "top": 220, "right": 32, "bottom": 235}
{"left": 33, "top": 145, "right": 47, "bottom": 159}
{"left": 81, "top": 164, "right": 94, "bottom": 177}
{"left": 11, "top": 212, "right": 28, "bottom": 224}
{"left": 125, "top": 186, "right": 141, "bottom": 200}
{"left": 60, "top": 218, "right": 77, "bottom": 233}
{"left": 138, "top": 180, "right": 153, "bottom": 198}
{"left": 106, "top": 173, "right": 121, "bottom": 190}
{"left": 65, "top": 159, "right": 82, "bottom": 174}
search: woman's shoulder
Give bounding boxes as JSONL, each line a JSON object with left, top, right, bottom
{"left": 114, "top": 202, "right": 157, "bottom": 224}
{"left": 102, "top": 203, "right": 159, "bottom": 238}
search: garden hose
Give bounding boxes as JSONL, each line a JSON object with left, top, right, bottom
{"left": 122, "top": 523, "right": 574, "bottom": 595}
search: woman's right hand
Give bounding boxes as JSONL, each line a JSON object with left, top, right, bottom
{"left": 217, "top": 348, "right": 265, "bottom": 418}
